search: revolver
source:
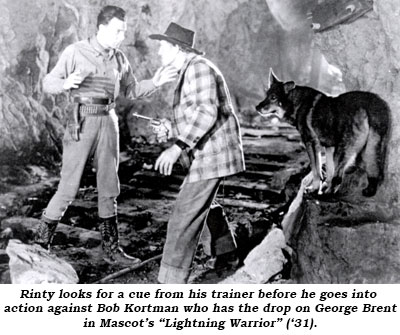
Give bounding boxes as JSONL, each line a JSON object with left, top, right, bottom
{"left": 132, "top": 113, "right": 169, "bottom": 143}
{"left": 132, "top": 113, "right": 162, "bottom": 126}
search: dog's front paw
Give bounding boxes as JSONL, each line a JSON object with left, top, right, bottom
{"left": 305, "top": 179, "right": 320, "bottom": 194}
{"left": 318, "top": 180, "right": 332, "bottom": 195}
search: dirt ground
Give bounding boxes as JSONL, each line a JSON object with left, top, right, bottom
{"left": 0, "top": 126, "right": 308, "bottom": 284}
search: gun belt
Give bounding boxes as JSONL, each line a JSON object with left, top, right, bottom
{"left": 79, "top": 103, "right": 115, "bottom": 116}
{"left": 74, "top": 97, "right": 113, "bottom": 105}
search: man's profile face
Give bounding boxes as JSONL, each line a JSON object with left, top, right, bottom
{"left": 99, "top": 17, "right": 127, "bottom": 49}
{"left": 158, "top": 40, "right": 179, "bottom": 67}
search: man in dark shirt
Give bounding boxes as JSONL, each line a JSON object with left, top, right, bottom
{"left": 36, "top": 5, "right": 176, "bottom": 264}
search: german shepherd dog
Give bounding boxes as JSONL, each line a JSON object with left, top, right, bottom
{"left": 256, "top": 70, "right": 390, "bottom": 197}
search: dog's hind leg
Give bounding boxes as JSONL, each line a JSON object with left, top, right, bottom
{"left": 333, "top": 116, "right": 369, "bottom": 194}
{"left": 315, "top": 144, "right": 323, "bottom": 180}
{"left": 319, "top": 146, "right": 335, "bottom": 194}
{"left": 305, "top": 141, "right": 322, "bottom": 193}
{"left": 332, "top": 148, "right": 358, "bottom": 193}
{"left": 362, "top": 129, "right": 383, "bottom": 197}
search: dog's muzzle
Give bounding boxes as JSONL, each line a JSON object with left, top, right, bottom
{"left": 256, "top": 103, "right": 269, "bottom": 115}
{"left": 257, "top": 107, "right": 277, "bottom": 117}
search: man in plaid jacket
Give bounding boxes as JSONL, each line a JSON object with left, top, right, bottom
{"left": 150, "top": 23, "right": 245, "bottom": 283}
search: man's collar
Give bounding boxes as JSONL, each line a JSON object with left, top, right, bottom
{"left": 90, "top": 36, "right": 115, "bottom": 59}
{"left": 177, "top": 53, "right": 197, "bottom": 77}
{"left": 173, "top": 53, "right": 198, "bottom": 92}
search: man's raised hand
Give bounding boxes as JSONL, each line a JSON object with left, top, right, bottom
{"left": 152, "top": 65, "right": 178, "bottom": 87}
{"left": 63, "top": 70, "right": 85, "bottom": 90}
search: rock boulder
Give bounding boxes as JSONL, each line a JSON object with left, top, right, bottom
{"left": 6, "top": 239, "right": 79, "bottom": 284}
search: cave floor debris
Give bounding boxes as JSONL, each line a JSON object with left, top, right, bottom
{"left": 0, "top": 126, "right": 308, "bottom": 284}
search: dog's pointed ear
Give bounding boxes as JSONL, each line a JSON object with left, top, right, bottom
{"left": 283, "top": 81, "right": 295, "bottom": 94}
{"left": 269, "top": 68, "right": 280, "bottom": 87}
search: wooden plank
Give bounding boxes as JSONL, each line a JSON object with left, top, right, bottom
{"left": 245, "top": 158, "right": 291, "bottom": 170}
{"left": 216, "top": 198, "right": 270, "bottom": 210}
{"left": 222, "top": 178, "right": 281, "bottom": 194}
{"left": 241, "top": 126, "right": 296, "bottom": 138}
{"left": 131, "top": 170, "right": 283, "bottom": 203}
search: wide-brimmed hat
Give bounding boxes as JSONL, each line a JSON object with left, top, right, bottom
{"left": 149, "top": 22, "right": 204, "bottom": 55}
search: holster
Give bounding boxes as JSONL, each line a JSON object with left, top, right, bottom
{"left": 68, "top": 102, "right": 82, "bottom": 141}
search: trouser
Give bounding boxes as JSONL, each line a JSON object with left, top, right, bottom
{"left": 158, "top": 178, "right": 236, "bottom": 284}
{"left": 44, "top": 111, "right": 120, "bottom": 220}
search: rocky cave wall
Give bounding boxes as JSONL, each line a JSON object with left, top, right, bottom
{"left": 265, "top": 0, "right": 400, "bottom": 283}
{"left": 0, "top": 0, "right": 323, "bottom": 166}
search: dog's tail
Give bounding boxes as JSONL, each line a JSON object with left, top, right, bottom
{"left": 379, "top": 108, "right": 391, "bottom": 183}
{"left": 355, "top": 97, "right": 391, "bottom": 197}
{"left": 365, "top": 95, "right": 391, "bottom": 184}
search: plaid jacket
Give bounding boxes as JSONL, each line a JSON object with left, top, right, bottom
{"left": 172, "top": 55, "right": 245, "bottom": 183}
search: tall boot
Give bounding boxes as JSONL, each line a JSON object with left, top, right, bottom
{"left": 98, "top": 216, "right": 141, "bottom": 265}
{"left": 34, "top": 215, "right": 59, "bottom": 251}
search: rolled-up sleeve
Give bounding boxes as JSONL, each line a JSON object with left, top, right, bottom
{"left": 121, "top": 59, "right": 157, "bottom": 99}
{"left": 43, "top": 45, "right": 76, "bottom": 95}
{"left": 177, "top": 62, "right": 218, "bottom": 149}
